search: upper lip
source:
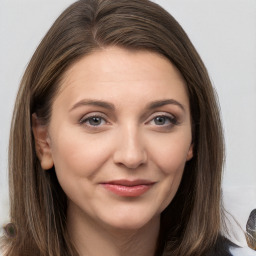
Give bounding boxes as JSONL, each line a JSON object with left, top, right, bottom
{"left": 101, "top": 179, "right": 156, "bottom": 186}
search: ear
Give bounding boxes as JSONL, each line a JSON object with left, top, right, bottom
{"left": 32, "top": 113, "right": 54, "bottom": 170}
{"left": 186, "top": 143, "right": 194, "bottom": 161}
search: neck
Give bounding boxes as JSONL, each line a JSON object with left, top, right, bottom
{"left": 67, "top": 205, "right": 160, "bottom": 256}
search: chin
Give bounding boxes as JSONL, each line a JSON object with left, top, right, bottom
{"left": 99, "top": 211, "right": 159, "bottom": 231}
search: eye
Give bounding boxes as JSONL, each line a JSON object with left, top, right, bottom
{"left": 148, "top": 114, "right": 178, "bottom": 127}
{"left": 80, "top": 115, "right": 107, "bottom": 127}
{"left": 153, "top": 116, "right": 171, "bottom": 125}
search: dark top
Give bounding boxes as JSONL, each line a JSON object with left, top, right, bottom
{"left": 207, "top": 236, "right": 256, "bottom": 256}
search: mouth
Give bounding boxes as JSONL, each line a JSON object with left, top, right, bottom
{"left": 100, "top": 179, "right": 156, "bottom": 197}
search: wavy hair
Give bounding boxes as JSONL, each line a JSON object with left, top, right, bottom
{"left": 1, "top": 0, "right": 224, "bottom": 255}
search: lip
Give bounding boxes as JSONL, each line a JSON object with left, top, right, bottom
{"left": 100, "top": 179, "right": 156, "bottom": 197}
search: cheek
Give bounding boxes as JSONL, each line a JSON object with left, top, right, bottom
{"left": 150, "top": 132, "right": 192, "bottom": 175}
{"left": 49, "top": 126, "right": 114, "bottom": 180}
{"left": 156, "top": 152, "right": 186, "bottom": 213}
{"left": 158, "top": 169, "right": 184, "bottom": 213}
{"left": 48, "top": 130, "right": 114, "bottom": 207}
{"left": 148, "top": 133, "right": 191, "bottom": 211}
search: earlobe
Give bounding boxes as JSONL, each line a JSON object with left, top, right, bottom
{"left": 186, "top": 143, "right": 193, "bottom": 161}
{"left": 32, "top": 113, "right": 54, "bottom": 170}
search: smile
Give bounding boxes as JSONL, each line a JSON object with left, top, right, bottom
{"left": 101, "top": 180, "right": 156, "bottom": 197}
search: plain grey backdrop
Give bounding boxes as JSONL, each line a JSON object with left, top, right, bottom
{"left": 0, "top": 0, "right": 256, "bottom": 245}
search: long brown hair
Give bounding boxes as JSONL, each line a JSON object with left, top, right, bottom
{"left": 1, "top": 0, "right": 224, "bottom": 255}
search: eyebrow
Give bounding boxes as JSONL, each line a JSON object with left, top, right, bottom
{"left": 69, "top": 99, "right": 115, "bottom": 112}
{"left": 69, "top": 99, "right": 185, "bottom": 112}
{"left": 147, "top": 99, "right": 185, "bottom": 111}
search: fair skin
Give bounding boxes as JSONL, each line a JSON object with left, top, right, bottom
{"left": 33, "top": 47, "right": 193, "bottom": 256}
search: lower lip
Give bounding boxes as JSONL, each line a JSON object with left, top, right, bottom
{"left": 102, "top": 184, "right": 153, "bottom": 197}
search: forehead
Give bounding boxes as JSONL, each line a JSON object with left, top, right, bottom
{"left": 54, "top": 47, "right": 189, "bottom": 110}
{"left": 62, "top": 47, "right": 185, "bottom": 83}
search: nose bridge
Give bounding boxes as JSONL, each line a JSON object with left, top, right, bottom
{"left": 113, "top": 123, "right": 147, "bottom": 169}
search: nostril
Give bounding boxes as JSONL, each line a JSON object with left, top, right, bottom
{"left": 115, "top": 153, "right": 147, "bottom": 169}
{"left": 112, "top": 130, "right": 148, "bottom": 169}
{"left": 113, "top": 147, "right": 147, "bottom": 169}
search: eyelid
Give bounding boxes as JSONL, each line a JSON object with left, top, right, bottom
{"left": 145, "top": 112, "right": 176, "bottom": 123}
{"left": 79, "top": 112, "right": 108, "bottom": 124}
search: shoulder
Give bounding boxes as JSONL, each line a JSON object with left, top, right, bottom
{"left": 207, "top": 235, "right": 256, "bottom": 256}
{"left": 229, "top": 246, "right": 256, "bottom": 256}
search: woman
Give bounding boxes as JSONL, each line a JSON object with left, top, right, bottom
{"left": 1, "top": 0, "right": 255, "bottom": 255}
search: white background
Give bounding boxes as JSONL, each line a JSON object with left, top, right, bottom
{"left": 0, "top": 0, "right": 255, "bottom": 245}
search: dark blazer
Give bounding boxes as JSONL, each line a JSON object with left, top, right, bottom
{"left": 207, "top": 236, "right": 256, "bottom": 256}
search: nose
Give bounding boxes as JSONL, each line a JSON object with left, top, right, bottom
{"left": 113, "top": 126, "right": 147, "bottom": 169}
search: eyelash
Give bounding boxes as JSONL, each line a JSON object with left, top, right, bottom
{"left": 148, "top": 114, "right": 178, "bottom": 127}
{"left": 79, "top": 113, "right": 179, "bottom": 130}
{"left": 79, "top": 113, "right": 107, "bottom": 128}
{"left": 147, "top": 113, "right": 179, "bottom": 132}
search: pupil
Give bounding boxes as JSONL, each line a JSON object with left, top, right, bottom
{"left": 155, "top": 116, "right": 165, "bottom": 125}
{"left": 90, "top": 117, "right": 101, "bottom": 125}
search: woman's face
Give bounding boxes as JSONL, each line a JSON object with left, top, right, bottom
{"left": 36, "top": 47, "right": 193, "bottom": 230}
